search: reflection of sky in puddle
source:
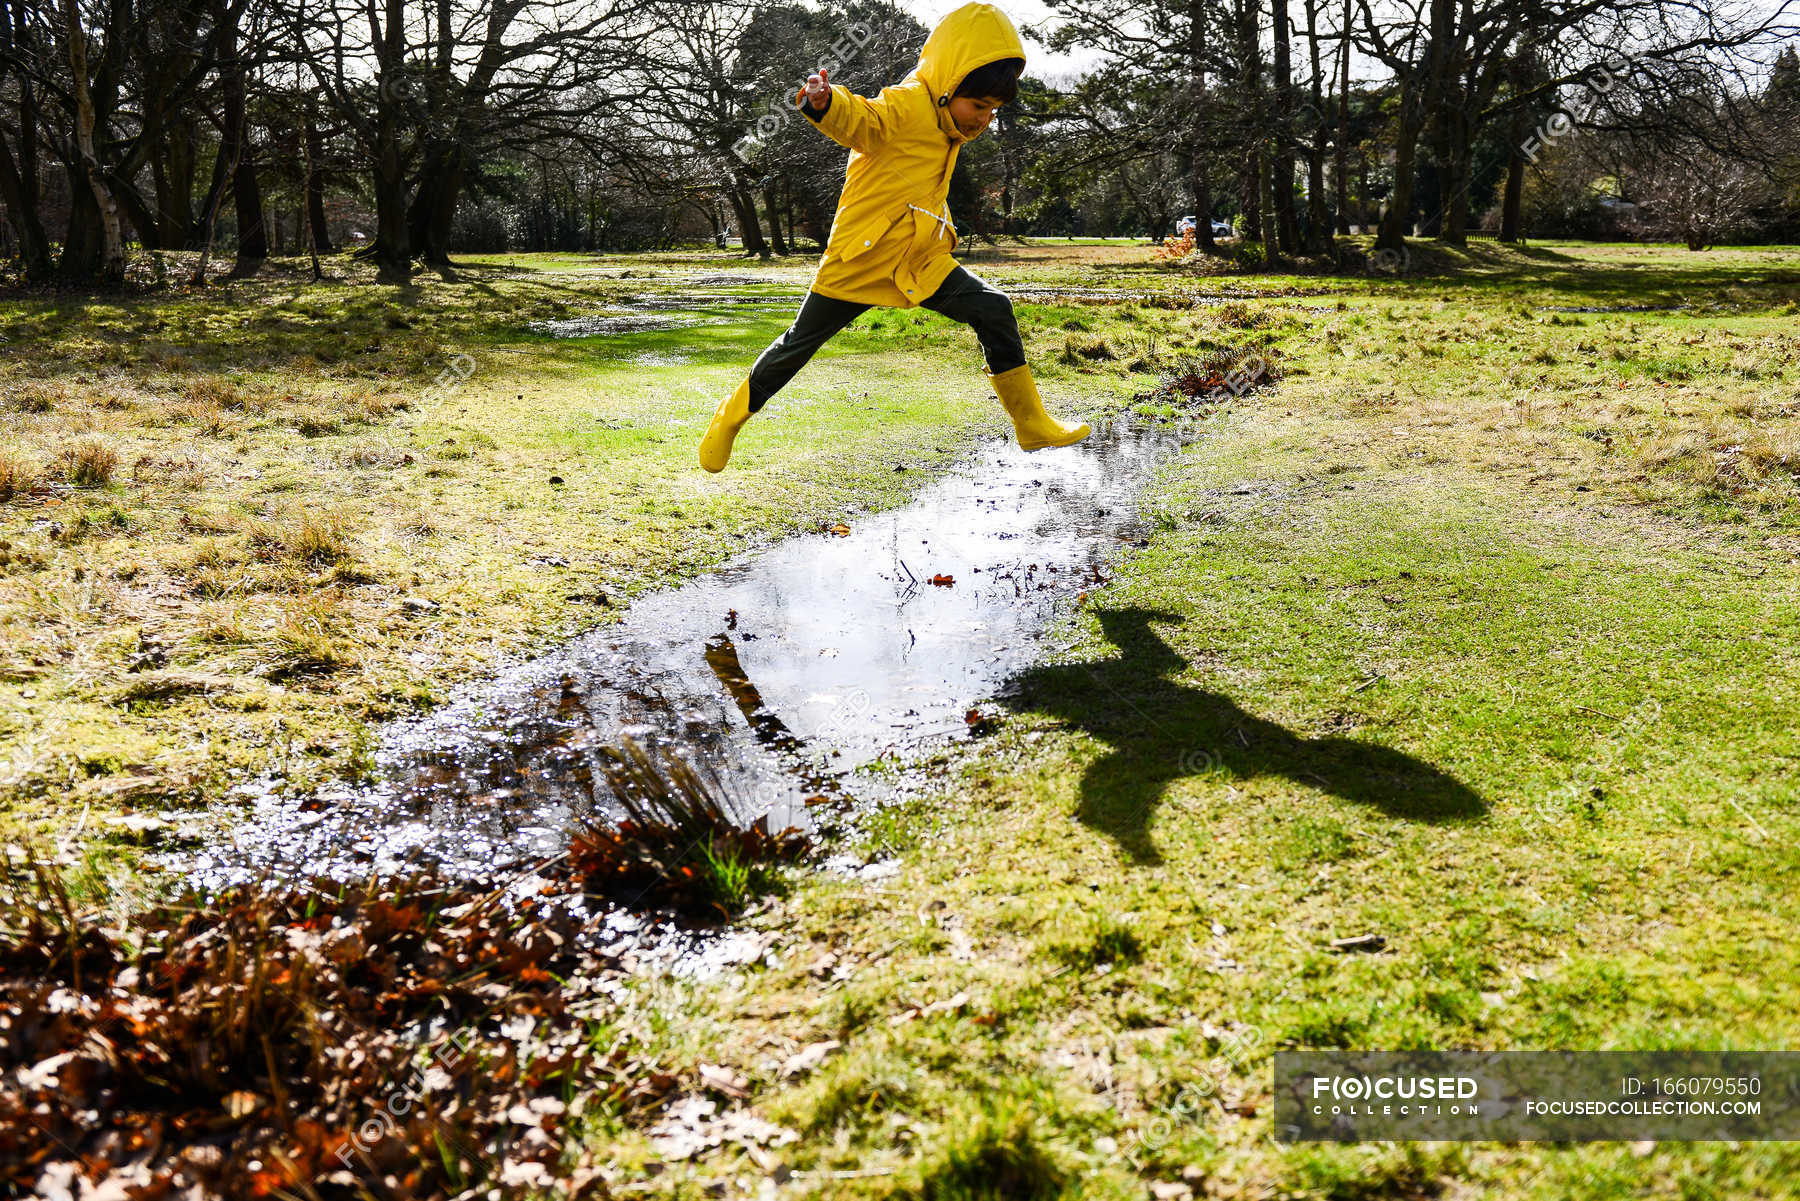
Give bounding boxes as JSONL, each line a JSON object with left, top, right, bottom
{"left": 528, "top": 313, "right": 716, "bottom": 337}
{"left": 528, "top": 288, "right": 801, "bottom": 340}
{"left": 189, "top": 415, "right": 1196, "bottom": 888}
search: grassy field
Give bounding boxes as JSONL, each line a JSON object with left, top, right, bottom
{"left": 0, "top": 248, "right": 1154, "bottom": 850}
{"left": 4, "top": 239, "right": 1800, "bottom": 1197}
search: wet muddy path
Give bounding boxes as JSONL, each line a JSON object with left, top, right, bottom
{"left": 193, "top": 417, "right": 1194, "bottom": 887}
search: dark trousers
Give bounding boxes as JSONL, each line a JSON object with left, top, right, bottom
{"left": 746, "top": 266, "right": 1026, "bottom": 411}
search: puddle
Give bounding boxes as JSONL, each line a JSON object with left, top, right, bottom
{"left": 187, "top": 417, "right": 1196, "bottom": 887}
{"left": 1537, "top": 304, "right": 1689, "bottom": 314}
{"left": 528, "top": 313, "right": 728, "bottom": 337}
{"left": 614, "top": 291, "right": 798, "bottom": 310}
{"left": 529, "top": 283, "right": 803, "bottom": 338}
{"left": 684, "top": 274, "right": 792, "bottom": 287}
{"left": 1007, "top": 286, "right": 1291, "bottom": 305}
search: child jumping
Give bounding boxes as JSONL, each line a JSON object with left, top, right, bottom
{"left": 698, "top": 1, "right": 1090, "bottom": 473}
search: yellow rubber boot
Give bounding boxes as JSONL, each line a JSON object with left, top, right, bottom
{"left": 987, "top": 364, "right": 1090, "bottom": 450}
{"left": 698, "top": 379, "right": 754, "bottom": 473}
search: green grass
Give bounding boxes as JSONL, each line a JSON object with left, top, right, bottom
{"left": 499, "top": 240, "right": 1792, "bottom": 1197}
{"left": 0, "top": 252, "right": 1148, "bottom": 845}
{"left": 5, "top": 241, "right": 1800, "bottom": 1195}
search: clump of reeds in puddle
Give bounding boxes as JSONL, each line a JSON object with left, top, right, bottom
{"left": 570, "top": 735, "right": 811, "bottom": 919}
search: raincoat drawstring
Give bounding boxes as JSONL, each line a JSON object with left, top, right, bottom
{"left": 908, "top": 202, "right": 955, "bottom": 244}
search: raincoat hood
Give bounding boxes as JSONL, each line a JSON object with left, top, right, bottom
{"left": 910, "top": 3, "right": 1026, "bottom": 143}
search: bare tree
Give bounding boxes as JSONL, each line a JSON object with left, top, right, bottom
{"left": 1628, "top": 138, "right": 1768, "bottom": 247}
{"left": 285, "top": 0, "right": 649, "bottom": 281}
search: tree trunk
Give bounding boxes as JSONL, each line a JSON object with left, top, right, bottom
{"left": 1191, "top": 152, "right": 1215, "bottom": 252}
{"left": 230, "top": 155, "right": 266, "bottom": 268}
{"left": 372, "top": 152, "right": 412, "bottom": 283}
{"left": 1417, "top": 158, "right": 1442, "bottom": 237}
{"left": 2, "top": 5, "right": 51, "bottom": 282}
{"left": 110, "top": 171, "right": 162, "bottom": 248}
{"left": 1301, "top": 0, "right": 1330, "bottom": 253}
{"left": 300, "top": 110, "right": 324, "bottom": 280}
{"left": 1499, "top": 53, "right": 1529, "bottom": 243}
{"left": 1442, "top": 111, "right": 1472, "bottom": 244}
{"left": 1264, "top": 154, "right": 1281, "bottom": 254}
{"left": 1357, "top": 151, "right": 1369, "bottom": 232}
{"left": 762, "top": 181, "right": 788, "bottom": 254}
{"left": 409, "top": 143, "right": 465, "bottom": 265}
{"left": 305, "top": 111, "right": 331, "bottom": 252}
{"left": 1334, "top": 0, "right": 1351, "bottom": 234}
{"left": 1376, "top": 131, "right": 1418, "bottom": 251}
{"left": 369, "top": 0, "right": 412, "bottom": 284}
{"left": 1270, "top": 0, "right": 1301, "bottom": 253}
{"left": 729, "top": 183, "right": 768, "bottom": 259}
{"left": 1500, "top": 149, "right": 1526, "bottom": 242}
{"left": 1188, "top": 0, "right": 1216, "bottom": 251}
{"left": 1376, "top": 79, "right": 1427, "bottom": 254}
{"left": 140, "top": 97, "right": 169, "bottom": 250}
{"left": 62, "top": 176, "right": 105, "bottom": 280}
{"left": 158, "top": 115, "right": 199, "bottom": 247}
{"left": 60, "top": 0, "right": 125, "bottom": 284}
{"left": 1419, "top": 0, "right": 1454, "bottom": 244}
{"left": 190, "top": 138, "right": 236, "bottom": 285}
{"left": 998, "top": 105, "right": 1017, "bottom": 238}
{"left": 215, "top": 8, "right": 264, "bottom": 272}
{"left": 0, "top": 140, "right": 52, "bottom": 283}
{"left": 1235, "top": 0, "right": 1263, "bottom": 242}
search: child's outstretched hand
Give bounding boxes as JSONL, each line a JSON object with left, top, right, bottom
{"left": 800, "top": 67, "right": 829, "bottom": 108}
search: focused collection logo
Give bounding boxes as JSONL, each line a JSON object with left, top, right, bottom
{"left": 1310, "top": 1074, "right": 1483, "bottom": 1116}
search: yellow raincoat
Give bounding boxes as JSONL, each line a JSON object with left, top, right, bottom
{"left": 797, "top": 2, "right": 1023, "bottom": 308}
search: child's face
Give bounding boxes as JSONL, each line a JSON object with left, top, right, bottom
{"left": 947, "top": 94, "right": 1005, "bottom": 139}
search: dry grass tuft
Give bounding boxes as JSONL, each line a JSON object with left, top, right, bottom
{"left": 0, "top": 846, "right": 622, "bottom": 1200}
{"left": 166, "top": 397, "right": 235, "bottom": 435}
{"left": 182, "top": 377, "right": 267, "bottom": 414}
{"left": 1057, "top": 334, "right": 1117, "bottom": 364}
{"left": 178, "top": 505, "right": 244, "bottom": 536}
{"left": 59, "top": 439, "right": 120, "bottom": 487}
{"left": 292, "top": 407, "right": 342, "bottom": 437}
{"left": 113, "top": 671, "right": 239, "bottom": 706}
{"left": 0, "top": 452, "right": 36, "bottom": 501}
{"left": 343, "top": 386, "right": 408, "bottom": 422}
{"left": 192, "top": 603, "right": 247, "bottom": 644}
{"left": 245, "top": 510, "right": 354, "bottom": 565}
{"left": 10, "top": 382, "right": 60, "bottom": 413}
{"left": 291, "top": 510, "right": 353, "bottom": 564}
{"left": 268, "top": 591, "right": 358, "bottom": 677}
{"left": 1209, "top": 300, "right": 1270, "bottom": 330}
{"left": 186, "top": 537, "right": 239, "bottom": 572}
{"left": 129, "top": 454, "right": 206, "bottom": 489}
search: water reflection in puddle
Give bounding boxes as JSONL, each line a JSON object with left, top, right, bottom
{"left": 528, "top": 313, "right": 721, "bottom": 337}
{"left": 191, "top": 417, "right": 1195, "bottom": 886}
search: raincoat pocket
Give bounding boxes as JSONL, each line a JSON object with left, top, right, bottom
{"left": 835, "top": 208, "right": 904, "bottom": 263}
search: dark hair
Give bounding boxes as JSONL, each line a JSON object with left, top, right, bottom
{"left": 953, "top": 57, "right": 1023, "bottom": 103}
